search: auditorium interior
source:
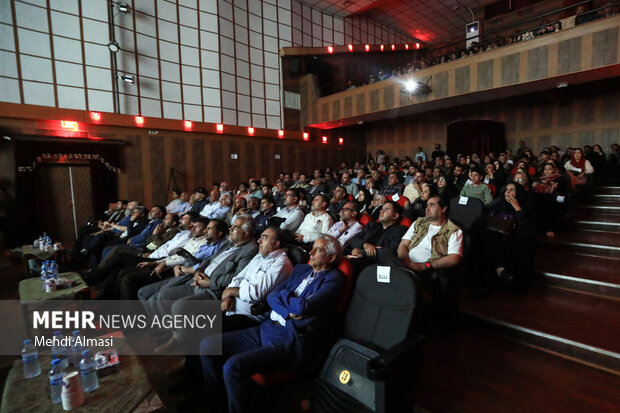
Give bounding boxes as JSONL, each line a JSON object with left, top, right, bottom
{"left": 0, "top": 0, "right": 619, "bottom": 411}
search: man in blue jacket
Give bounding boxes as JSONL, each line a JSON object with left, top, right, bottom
{"left": 199, "top": 234, "right": 344, "bottom": 413}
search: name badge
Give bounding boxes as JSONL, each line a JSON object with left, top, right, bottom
{"left": 459, "top": 196, "right": 469, "bottom": 205}
{"left": 392, "top": 193, "right": 400, "bottom": 202}
{"left": 377, "top": 266, "right": 391, "bottom": 283}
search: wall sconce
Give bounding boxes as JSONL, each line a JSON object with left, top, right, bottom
{"left": 117, "top": 74, "right": 134, "bottom": 84}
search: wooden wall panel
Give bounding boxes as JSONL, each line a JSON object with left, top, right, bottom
{"left": 171, "top": 137, "right": 187, "bottom": 193}
{"left": 210, "top": 141, "right": 224, "bottom": 185}
{"left": 192, "top": 139, "right": 206, "bottom": 191}
{"left": 149, "top": 136, "right": 167, "bottom": 205}
{"left": 125, "top": 135, "right": 143, "bottom": 203}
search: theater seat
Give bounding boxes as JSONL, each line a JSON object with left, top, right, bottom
{"left": 398, "top": 217, "right": 412, "bottom": 228}
{"left": 312, "top": 265, "right": 423, "bottom": 413}
{"left": 359, "top": 213, "right": 372, "bottom": 226}
{"left": 251, "top": 258, "right": 355, "bottom": 386}
{"left": 387, "top": 194, "right": 407, "bottom": 208}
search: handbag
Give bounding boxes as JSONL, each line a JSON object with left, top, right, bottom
{"left": 487, "top": 214, "right": 515, "bottom": 237}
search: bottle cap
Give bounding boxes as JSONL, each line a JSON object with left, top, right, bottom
{"left": 52, "top": 358, "right": 61, "bottom": 366}
{"left": 82, "top": 350, "right": 91, "bottom": 357}
{"left": 23, "top": 339, "right": 33, "bottom": 345}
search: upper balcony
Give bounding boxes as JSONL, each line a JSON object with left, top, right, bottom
{"left": 300, "top": 14, "right": 620, "bottom": 129}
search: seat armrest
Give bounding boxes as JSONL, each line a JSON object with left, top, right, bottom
{"left": 367, "top": 335, "right": 425, "bottom": 381}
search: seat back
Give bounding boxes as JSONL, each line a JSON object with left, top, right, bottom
{"left": 315, "top": 265, "right": 420, "bottom": 412}
{"left": 285, "top": 245, "right": 310, "bottom": 266}
{"left": 335, "top": 258, "right": 354, "bottom": 314}
{"left": 448, "top": 196, "right": 486, "bottom": 234}
{"left": 359, "top": 213, "right": 372, "bottom": 227}
{"left": 343, "top": 265, "right": 419, "bottom": 350}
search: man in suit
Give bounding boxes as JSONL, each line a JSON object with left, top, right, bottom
{"left": 199, "top": 234, "right": 344, "bottom": 413}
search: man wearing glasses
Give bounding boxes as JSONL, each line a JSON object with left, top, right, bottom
{"left": 327, "top": 202, "right": 363, "bottom": 247}
{"left": 272, "top": 188, "right": 305, "bottom": 233}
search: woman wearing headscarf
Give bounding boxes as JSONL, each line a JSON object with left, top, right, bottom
{"left": 355, "top": 188, "right": 373, "bottom": 214}
{"left": 484, "top": 182, "right": 535, "bottom": 291}
{"left": 564, "top": 148, "right": 594, "bottom": 189}
{"left": 532, "top": 161, "right": 568, "bottom": 238}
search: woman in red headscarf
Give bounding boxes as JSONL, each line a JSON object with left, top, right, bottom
{"left": 563, "top": 148, "right": 593, "bottom": 189}
{"left": 532, "top": 161, "right": 568, "bottom": 238}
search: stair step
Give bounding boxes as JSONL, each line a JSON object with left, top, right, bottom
{"left": 539, "top": 229, "right": 620, "bottom": 257}
{"left": 575, "top": 204, "right": 620, "bottom": 215}
{"left": 460, "top": 285, "right": 620, "bottom": 373}
{"left": 416, "top": 324, "right": 620, "bottom": 413}
{"left": 535, "top": 250, "right": 620, "bottom": 298}
{"left": 572, "top": 212, "right": 620, "bottom": 232}
{"left": 595, "top": 186, "right": 620, "bottom": 195}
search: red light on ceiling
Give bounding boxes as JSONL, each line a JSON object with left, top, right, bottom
{"left": 90, "top": 112, "right": 101, "bottom": 122}
{"left": 302, "top": 132, "right": 309, "bottom": 141}
{"left": 278, "top": 129, "right": 284, "bottom": 138}
{"left": 184, "top": 120, "right": 192, "bottom": 129}
{"left": 135, "top": 116, "right": 144, "bottom": 126}
{"left": 347, "top": 44, "right": 353, "bottom": 52}
{"left": 405, "top": 44, "right": 409, "bottom": 50}
{"left": 365, "top": 44, "right": 370, "bottom": 52}
{"left": 322, "top": 136, "right": 328, "bottom": 144}
{"left": 380, "top": 44, "right": 384, "bottom": 51}
{"left": 216, "top": 124, "right": 224, "bottom": 133}
{"left": 391, "top": 44, "right": 395, "bottom": 51}
{"left": 248, "top": 127, "right": 255, "bottom": 136}
{"left": 338, "top": 137, "right": 344, "bottom": 145}
{"left": 415, "top": 42, "right": 420, "bottom": 49}
{"left": 60, "top": 120, "right": 79, "bottom": 131}
{"left": 327, "top": 46, "right": 333, "bottom": 54}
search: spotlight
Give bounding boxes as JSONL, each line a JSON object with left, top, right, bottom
{"left": 118, "top": 3, "right": 130, "bottom": 13}
{"left": 347, "top": 44, "right": 353, "bottom": 52}
{"left": 90, "top": 112, "right": 101, "bottom": 121}
{"left": 365, "top": 44, "right": 370, "bottom": 52}
{"left": 278, "top": 130, "right": 284, "bottom": 138}
{"left": 247, "top": 127, "right": 255, "bottom": 136}
{"left": 135, "top": 116, "right": 144, "bottom": 126}
{"left": 107, "top": 41, "right": 120, "bottom": 53}
{"left": 303, "top": 132, "right": 309, "bottom": 141}
{"left": 405, "top": 80, "right": 417, "bottom": 92}
{"left": 184, "top": 120, "right": 192, "bottom": 129}
{"left": 327, "top": 46, "right": 333, "bottom": 54}
{"left": 216, "top": 124, "right": 224, "bottom": 133}
{"left": 118, "top": 74, "right": 134, "bottom": 84}
{"left": 322, "top": 136, "right": 328, "bottom": 144}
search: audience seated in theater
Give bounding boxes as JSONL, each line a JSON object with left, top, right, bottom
{"left": 407, "top": 183, "right": 431, "bottom": 220}
{"left": 564, "top": 148, "right": 594, "bottom": 190}
{"left": 403, "top": 171, "right": 425, "bottom": 203}
{"left": 585, "top": 144, "right": 607, "bottom": 185}
{"left": 189, "top": 188, "right": 209, "bottom": 213}
{"left": 199, "top": 235, "right": 344, "bottom": 413}
{"left": 100, "top": 205, "right": 164, "bottom": 258}
{"left": 140, "top": 216, "right": 258, "bottom": 352}
{"left": 379, "top": 172, "right": 403, "bottom": 197}
{"left": 154, "top": 227, "right": 293, "bottom": 354}
{"left": 532, "top": 162, "right": 568, "bottom": 238}
{"left": 327, "top": 185, "right": 348, "bottom": 222}
{"left": 294, "top": 194, "right": 334, "bottom": 249}
{"left": 460, "top": 167, "right": 493, "bottom": 205}
{"left": 433, "top": 174, "right": 458, "bottom": 201}
{"left": 326, "top": 201, "right": 363, "bottom": 247}
{"left": 272, "top": 188, "right": 305, "bottom": 233}
{"left": 484, "top": 182, "right": 534, "bottom": 291}
{"left": 273, "top": 181, "right": 288, "bottom": 210}
{"left": 451, "top": 164, "right": 468, "bottom": 192}
{"left": 355, "top": 189, "right": 372, "bottom": 214}
{"left": 351, "top": 168, "right": 367, "bottom": 187}
{"left": 345, "top": 200, "right": 407, "bottom": 273}
{"left": 247, "top": 180, "right": 262, "bottom": 199}
{"left": 165, "top": 189, "right": 182, "bottom": 213}
{"left": 290, "top": 173, "right": 310, "bottom": 192}
{"left": 340, "top": 172, "right": 359, "bottom": 195}
{"left": 227, "top": 196, "right": 247, "bottom": 225}
{"left": 395, "top": 192, "right": 463, "bottom": 322}
{"left": 255, "top": 196, "right": 276, "bottom": 237}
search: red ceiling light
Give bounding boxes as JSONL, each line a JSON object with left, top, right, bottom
{"left": 391, "top": 44, "right": 395, "bottom": 51}
{"left": 405, "top": 44, "right": 409, "bottom": 50}
{"left": 184, "top": 120, "right": 193, "bottom": 129}
{"left": 60, "top": 120, "right": 79, "bottom": 131}
{"left": 322, "top": 136, "right": 328, "bottom": 144}
{"left": 327, "top": 46, "right": 333, "bottom": 54}
{"left": 216, "top": 124, "right": 224, "bottom": 133}
{"left": 302, "top": 132, "right": 309, "bottom": 141}
{"left": 247, "top": 127, "right": 255, "bottom": 136}
{"left": 365, "top": 44, "right": 370, "bottom": 52}
{"left": 338, "top": 137, "right": 344, "bottom": 145}
{"left": 135, "top": 116, "right": 144, "bottom": 126}
{"left": 89, "top": 112, "right": 101, "bottom": 122}
{"left": 415, "top": 42, "right": 420, "bottom": 49}
{"left": 347, "top": 44, "right": 353, "bottom": 52}
{"left": 278, "top": 129, "right": 284, "bottom": 138}
{"left": 380, "top": 44, "right": 384, "bottom": 51}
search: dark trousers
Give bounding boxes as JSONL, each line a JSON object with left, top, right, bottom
{"left": 200, "top": 325, "right": 292, "bottom": 413}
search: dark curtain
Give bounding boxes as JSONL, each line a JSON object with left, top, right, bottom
{"left": 446, "top": 120, "right": 506, "bottom": 159}
{"left": 13, "top": 139, "right": 121, "bottom": 245}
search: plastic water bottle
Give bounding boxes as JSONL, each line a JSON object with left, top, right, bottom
{"left": 70, "top": 330, "right": 84, "bottom": 367}
{"left": 49, "top": 358, "right": 65, "bottom": 403}
{"left": 40, "top": 261, "right": 50, "bottom": 290}
{"left": 79, "top": 350, "right": 98, "bottom": 392}
{"left": 21, "top": 339, "right": 41, "bottom": 378}
{"left": 49, "top": 261, "right": 59, "bottom": 279}
{"left": 44, "top": 235, "right": 52, "bottom": 250}
{"left": 51, "top": 331, "right": 69, "bottom": 370}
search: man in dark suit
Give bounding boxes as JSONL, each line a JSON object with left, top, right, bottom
{"left": 199, "top": 234, "right": 344, "bottom": 413}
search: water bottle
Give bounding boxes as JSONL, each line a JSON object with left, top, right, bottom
{"left": 49, "top": 261, "right": 59, "bottom": 279}
{"left": 79, "top": 350, "right": 98, "bottom": 392}
{"left": 49, "top": 358, "right": 65, "bottom": 403}
{"left": 44, "top": 235, "right": 52, "bottom": 250}
{"left": 40, "top": 261, "right": 49, "bottom": 290}
{"left": 21, "top": 339, "right": 41, "bottom": 378}
{"left": 70, "top": 330, "right": 84, "bottom": 367}
{"left": 51, "top": 331, "right": 69, "bottom": 370}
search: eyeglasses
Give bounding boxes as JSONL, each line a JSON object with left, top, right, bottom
{"left": 514, "top": 178, "right": 524, "bottom": 182}
{"left": 438, "top": 178, "right": 446, "bottom": 182}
